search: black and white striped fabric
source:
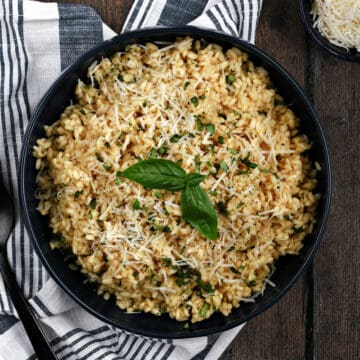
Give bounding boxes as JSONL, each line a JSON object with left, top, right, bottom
{"left": 0, "top": 0, "right": 262, "bottom": 358}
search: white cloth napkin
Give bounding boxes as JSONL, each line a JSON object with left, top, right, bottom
{"left": 0, "top": 0, "right": 263, "bottom": 358}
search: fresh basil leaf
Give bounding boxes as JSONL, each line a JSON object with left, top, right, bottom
{"left": 121, "top": 159, "right": 187, "bottom": 191}
{"left": 186, "top": 173, "right": 206, "bottom": 187}
{"left": 181, "top": 185, "right": 218, "bottom": 240}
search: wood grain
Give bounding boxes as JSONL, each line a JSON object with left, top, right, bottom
{"left": 312, "top": 48, "right": 360, "bottom": 360}
{"left": 39, "top": 0, "right": 360, "bottom": 359}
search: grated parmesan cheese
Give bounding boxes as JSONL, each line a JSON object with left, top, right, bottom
{"left": 312, "top": 0, "right": 360, "bottom": 51}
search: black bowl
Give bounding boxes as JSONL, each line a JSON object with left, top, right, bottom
{"left": 19, "top": 27, "right": 331, "bottom": 338}
{"left": 300, "top": 0, "right": 360, "bottom": 63}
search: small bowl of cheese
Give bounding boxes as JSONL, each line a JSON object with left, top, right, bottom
{"left": 300, "top": 0, "right": 360, "bottom": 62}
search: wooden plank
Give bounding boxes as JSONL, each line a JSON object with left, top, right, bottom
{"left": 222, "top": 1, "right": 309, "bottom": 358}
{"left": 312, "top": 44, "right": 360, "bottom": 359}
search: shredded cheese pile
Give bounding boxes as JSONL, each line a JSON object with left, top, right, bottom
{"left": 312, "top": 0, "right": 360, "bottom": 51}
{"left": 33, "top": 38, "right": 319, "bottom": 323}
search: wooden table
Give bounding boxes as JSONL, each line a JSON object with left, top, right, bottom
{"left": 42, "top": 1, "right": 360, "bottom": 358}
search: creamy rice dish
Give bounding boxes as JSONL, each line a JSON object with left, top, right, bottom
{"left": 33, "top": 38, "right": 319, "bottom": 323}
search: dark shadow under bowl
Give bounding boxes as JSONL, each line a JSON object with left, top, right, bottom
{"left": 19, "top": 26, "right": 331, "bottom": 338}
{"left": 300, "top": 0, "right": 360, "bottom": 63}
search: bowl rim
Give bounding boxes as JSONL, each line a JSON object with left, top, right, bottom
{"left": 299, "top": 0, "right": 360, "bottom": 63}
{"left": 19, "top": 26, "right": 332, "bottom": 338}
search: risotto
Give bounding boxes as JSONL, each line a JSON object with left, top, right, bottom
{"left": 33, "top": 37, "right": 319, "bottom": 323}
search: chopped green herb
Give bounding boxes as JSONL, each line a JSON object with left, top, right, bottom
{"left": 246, "top": 227, "right": 250, "bottom": 234}
{"left": 238, "top": 170, "right": 250, "bottom": 175}
{"left": 247, "top": 280, "right": 256, "bottom": 287}
{"left": 292, "top": 225, "right": 304, "bottom": 234}
{"left": 241, "top": 153, "right": 258, "bottom": 169}
{"left": 116, "top": 171, "right": 122, "bottom": 178}
{"left": 187, "top": 133, "right": 196, "bottom": 138}
{"left": 162, "top": 257, "right": 172, "bottom": 267}
{"left": 199, "top": 303, "right": 210, "bottom": 317}
{"left": 190, "top": 96, "right": 199, "bottom": 107}
{"left": 230, "top": 266, "right": 240, "bottom": 274}
{"left": 199, "top": 94, "right": 206, "bottom": 100}
{"left": 170, "top": 134, "right": 182, "bottom": 143}
{"left": 133, "top": 200, "right": 141, "bottom": 210}
{"left": 237, "top": 201, "right": 245, "bottom": 208}
{"left": 206, "top": 123, "right": 215, "bottom": 135}
{"left": 284, "top": 214, "right": 291, "bottom": 221}
{"left": 158, "top": 145, "right": 168, "bottom": 155}
{"left": 209, "top": 190, "right": 217, "bottom": 196}
{"left": 114, "top": 178, "right": 122, "bottom": 186}
{"left": 142, "top": 101, "right": 147, "bottom": 107}
{"left": 74, "top": 190, "right": 83, "bottom": 199}
{"left": 103, "top": 164, "right": 112, "bottom": 172}
{"left": 218, "top": 136, "right": 224, "bottom": 145}
{"left": 154, "top": 191, "right": 162, "bottom": 199}
{"left": 147, "top": 147, "right": 158, "bottom": 159}
{"left": 227, "top": 245, "right": 235, "bottom": 252}
{"left": 183, "top": 322, "right": 190, "bottom": 329}
{"left": 79, "top": 109, "right": 86, "bottom": 115}
{"left": 220, "top": 160, "right": 229, "bottom": 172}
{"left": 184, "top": 81, "right": 191, "bottom": 90}
{"left": 162, "top": 225, "right": 171, "bottom": 233}
{"left": 196, "top": 278, "right": 214, "bottom": 294}
{"left": 104, "top": 141, "right": 110, "bottom": 148}
{"left": 229, "top": 148, "right": 238, "bottom": 155}
{"left": 195, "top": 115, "right": 204, "bottom": 130}
{"left": 206, "top": 161, "right": 213, "bottom": 168}
{"left": 225, "top": 73, "right": 235, "bottom": 85}
{"left": 89, "top": 198, "right": 97, "bottom": 210}
{"left": 95, "top": 152, "right": 103, "bottom": 162}
{"left": 132, "top": 271, "right": 138, "bottom": 279}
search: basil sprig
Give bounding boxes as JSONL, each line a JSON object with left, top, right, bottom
{"left": 120, "top": 159, "right": 218, "bottom": 240}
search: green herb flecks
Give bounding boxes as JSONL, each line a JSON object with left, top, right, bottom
{"left": 196, "top": 278, "right": 214, "bottom": 294}
{"left": 170, "top": 134, "right": 182, "bottom": 143}
{"left": 190, "top": 96, "right": 199, "bottom": 107}
{"left": 225, "top": 73, "right": 235, "bottom": 85}
{"left": 206, "top": 123, "right": 215, "bottom": 135}
{"left": 292, "top": 225, "right": 304, "bottom": 234}
{"left": 199, "top": 302, "right": 210, "bottom": 317}
{"left": 241, "top": 153, "right": 258, "bottom": 169}
{"left": 220, "top": 160, "right": 229, "bottom": 172}
{"left": 89, "top": 198, "right": 97, "bottom": 210}
{"left": 74, "top": 190, "right": 83, "bottom": 199}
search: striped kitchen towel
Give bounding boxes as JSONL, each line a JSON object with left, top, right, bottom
{"left": 0, "top": 0, "right": 263, "bottom": 359}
